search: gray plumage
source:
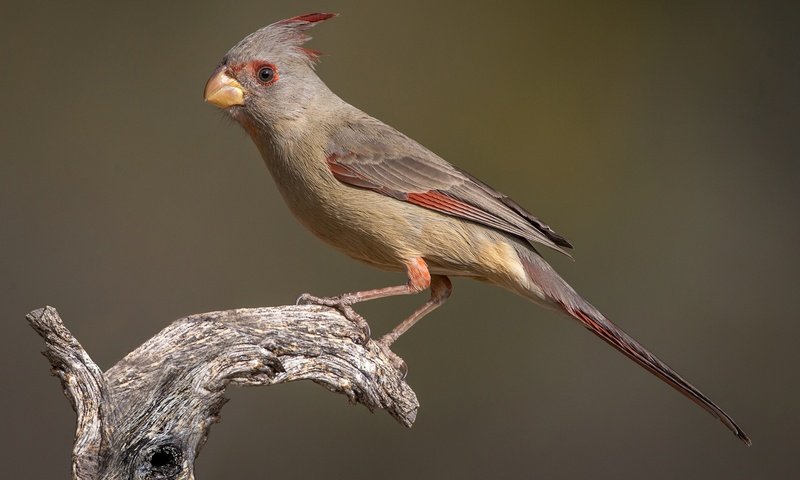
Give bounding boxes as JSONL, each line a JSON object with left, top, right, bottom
{"left": 204, "top": 13, "right": 750, "bottom": 445}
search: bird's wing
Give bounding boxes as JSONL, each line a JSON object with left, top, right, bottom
{"left": 325, "top": 123, "right": 573, "bottom": 255}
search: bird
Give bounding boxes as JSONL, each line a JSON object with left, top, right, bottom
{"left": 203, "top": 12, "right": 750, "bottom": 445}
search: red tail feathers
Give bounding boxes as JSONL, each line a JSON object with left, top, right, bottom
{"left": 563, "top": 303, "right": 751, "bottom": 445}
{"left": 516, "top": 246, "right": 750, "bottom": 445}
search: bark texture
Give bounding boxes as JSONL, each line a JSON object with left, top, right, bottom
{"left": 27, "top": 305, "right": 418, "bottom": 480}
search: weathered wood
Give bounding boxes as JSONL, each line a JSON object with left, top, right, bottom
{"left": 27, "top": 305, "right": 418, "bottom": 480}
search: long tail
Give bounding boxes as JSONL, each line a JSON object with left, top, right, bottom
{"left": 515, "top": 247, "right": 751, "bottom": 445}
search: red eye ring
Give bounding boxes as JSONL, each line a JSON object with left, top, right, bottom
{"left": 254, "top": 63, "right": 278, "bottom": 85}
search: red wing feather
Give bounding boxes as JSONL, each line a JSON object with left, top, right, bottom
{"left": 326, "top": 150, "right": 573, "bottom": 255}
{"left": 406, "top": 191, "right": 519, "bottom": 232}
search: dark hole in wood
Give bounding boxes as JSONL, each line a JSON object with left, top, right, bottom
{"left": 146, "top": 444, "right": 182, "bottom": 478}
{"left": 150, "top": 449, "right": 175, "bottom": 468}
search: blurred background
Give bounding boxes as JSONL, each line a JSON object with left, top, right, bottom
{"left": 2, "top": 1, "right": 798, "bottom": 478}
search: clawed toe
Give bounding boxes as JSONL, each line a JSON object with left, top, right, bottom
{"left": 297, "top": 292, "right": 408, "bottom": 375}
{"left": 297, "top": 292, "right": 370, "bottom": 345}
{"left": 295, "top": 293, "right": 313, "bottom": 305}
{"left": 339, "top": 304, "right": 371, "bottom": 345}
{"left": 297, "top": 293, "right": 341, "bottom": 307}
{"left": 376, "top": 339, "right": 408, "bottom": 378}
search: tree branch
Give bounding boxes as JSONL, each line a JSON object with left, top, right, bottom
{"left": 27, "top": 305, "right": 418, "bottom": 480}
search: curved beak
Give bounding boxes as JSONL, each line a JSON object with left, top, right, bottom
{"left": 204, "top": 66, "right": 244, "bottom": 108}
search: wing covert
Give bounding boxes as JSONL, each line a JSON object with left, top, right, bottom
{"left": 326, "top": 124, "right": 573, "bottom": 255}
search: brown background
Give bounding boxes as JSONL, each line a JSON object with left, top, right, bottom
{"left": 2, "top": 1, "right": 798, "bottom": 478}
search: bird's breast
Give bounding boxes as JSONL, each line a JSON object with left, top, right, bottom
{"left": 257, "top": 143, "right": 414, "bottom": 270}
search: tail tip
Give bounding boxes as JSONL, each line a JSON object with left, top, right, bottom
{"left": 736, "top": 429, "right": 753, "bottom": 447}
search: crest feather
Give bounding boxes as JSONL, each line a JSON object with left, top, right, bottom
{"left": 278, "top": 12, "right": 338, "bottom": 26}
{"left": 228, "top": 12, "right": 338, "bottom": 66}
{"left": 277, "top": 13, "right": 337, "bottom": 63}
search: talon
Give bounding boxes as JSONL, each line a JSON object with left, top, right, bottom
{"left": 296, "top": 292, "right": 338, "bottom": 307}
{"left": 297, "top": 292, "right": 371, "bottom": 344}
{"left": 377, "top": 339, "right": 408, "bottom": 378}
{"left": 355, "top": 317, "right": 371, "bottom": 345}
{"left": 398, "top": 359, "right": 408, "bottom": 379}
{"left": 340, "top": 305, "right": 371, "bottom": 345}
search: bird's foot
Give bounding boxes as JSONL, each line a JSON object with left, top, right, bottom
{"left": 296, "top": 293, "right": 371, "bottom": 345}
{"left": 376, "top": 337, "right": 408, "bottom": 379}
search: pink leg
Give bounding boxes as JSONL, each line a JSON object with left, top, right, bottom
{"left": 297, "top": 258, "right": 451, "bottom": 346}
{"left": 379, "top": 274, "right": 452, "bottom": 347}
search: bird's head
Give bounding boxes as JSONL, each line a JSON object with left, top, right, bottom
{"left": 204, "top": 13, "right": 337, "bottom": 131}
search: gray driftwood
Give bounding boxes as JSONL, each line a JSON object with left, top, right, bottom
{"left": 27, "top": 305, "right": 418, "bottom": 480}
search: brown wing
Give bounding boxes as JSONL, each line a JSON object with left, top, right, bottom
{"left": 326, "top": 124, "right": 573, "bottom": 255}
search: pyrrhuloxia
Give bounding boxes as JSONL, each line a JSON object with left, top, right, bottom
{"left": 203, "top": 13, "right": 749, "bottom": 444}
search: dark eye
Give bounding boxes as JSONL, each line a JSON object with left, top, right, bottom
{"left": 257, "top": 66, "right": 275, "bottom": 84}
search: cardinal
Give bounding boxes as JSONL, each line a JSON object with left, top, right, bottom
{"left": 203, "top": 13, "right": 749, "bottom": 444}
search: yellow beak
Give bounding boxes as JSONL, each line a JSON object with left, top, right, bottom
{"left": 204, "top": 66, "right": 245, "bottom": 108}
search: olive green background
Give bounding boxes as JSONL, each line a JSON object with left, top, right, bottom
{"left": 2, "top": 1, "right": 798, "bottom": 478}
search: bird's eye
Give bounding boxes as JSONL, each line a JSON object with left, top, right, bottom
{"left": 257, "top": 66, "right": 275, "bottom": 84}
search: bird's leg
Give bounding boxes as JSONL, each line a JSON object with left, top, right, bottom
{"left": 372, "top": 275, "right": 452, "bottom": 376}
{"left": 297, "top": 258, "right": 432, "bottom": 345}
{"left": 379, "top": 275, "right": 452, "bottom": 347}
